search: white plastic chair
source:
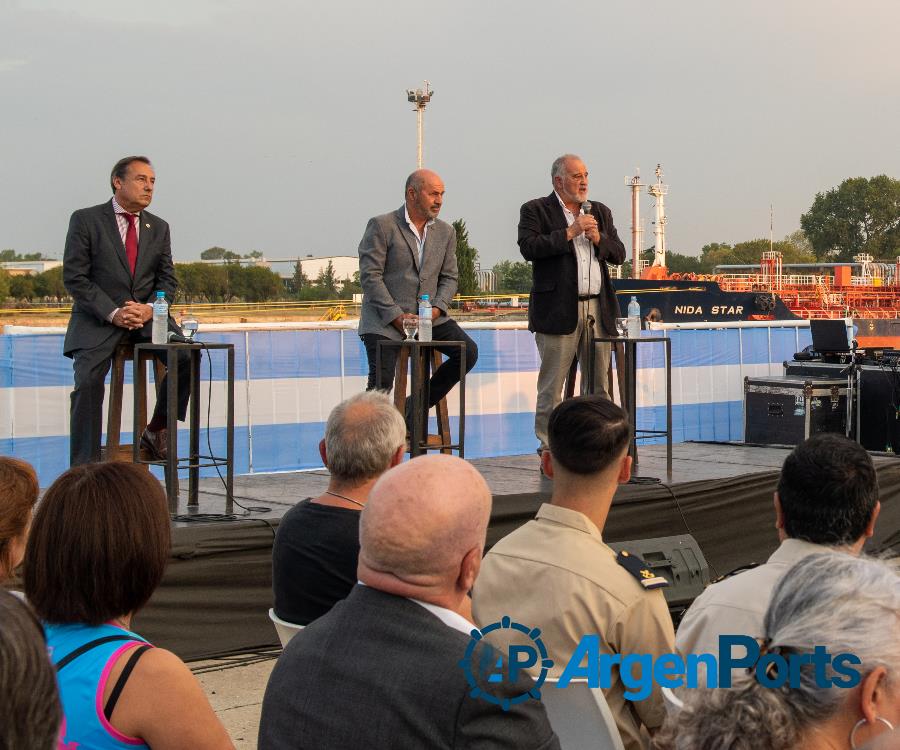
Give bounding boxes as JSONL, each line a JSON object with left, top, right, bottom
{"left": 268, "top": 608, "right": 305, "bottom": 647}
{"left": 539, "top": 677, "right": 626, "bottom": 750}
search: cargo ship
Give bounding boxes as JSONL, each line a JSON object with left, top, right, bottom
{"left": 615, "top": 167, "right": 900, "bottom": 347}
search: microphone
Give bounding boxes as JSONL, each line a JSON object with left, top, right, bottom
{"left": 167, "top": 331, "right": 194, "bottom": 344}
{"left": 581, "top": 200, "right": 591, "bottom": 215}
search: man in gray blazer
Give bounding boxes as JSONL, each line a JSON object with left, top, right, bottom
{"left": 357, "top": 169, "right": 477, "bottom": 406}
{"left": 63, "top": 156, "right": 190, "bottom": 466}
{"left": 259, "top": 454, "right": 560, "bottom": 750}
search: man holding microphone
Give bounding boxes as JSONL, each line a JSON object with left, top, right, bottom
{"left": 518, "top": 154, "right": 626, "bottom": 457}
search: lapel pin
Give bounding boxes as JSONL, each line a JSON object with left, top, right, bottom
{"left": 145, "top": 223, "right": 150, "bottom": 229}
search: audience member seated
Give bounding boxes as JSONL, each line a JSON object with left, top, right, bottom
{"left": 0, "top": 590, "right": 61, "bottom": 750}
{"left": 676, "top": 433, "right": 879, "bottom": 674}
{"left": 0, "top": 456, "right": 39, "bottom": 584}
{"left": 23, "top": 462, "right": 234, "bottom": 750}
{"left": 259, "top": 454, "right": 560, "bottom": 750}
{"left": 473, "top": 396, "right": 675, "bottom": 750}
{"left": 654, "top": 552, "right": 900, "bottom": 750}
{"left": 272, "top": 391, "right": 405, "bottom": 625}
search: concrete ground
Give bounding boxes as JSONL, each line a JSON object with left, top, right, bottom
{"left": 193, "top": 651, "right": 279, "bottom": 750}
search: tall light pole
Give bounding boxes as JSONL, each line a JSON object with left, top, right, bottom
{"left": 406, "top": 81, "right": 433, "bottom": 168}
{"left": 625, "top": 169, "right": 644, "bottom": 279}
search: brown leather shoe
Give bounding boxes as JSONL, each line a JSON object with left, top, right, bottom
{"left": 140, "top": 427, "right": 168, "bottom": 460}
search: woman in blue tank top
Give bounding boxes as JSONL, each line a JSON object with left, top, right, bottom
{"left": 24, "top": 462, "right": 234, "bottom": 749}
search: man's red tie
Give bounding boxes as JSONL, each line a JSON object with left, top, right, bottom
{"left": 124, "top": 213, "right": 138, "bottom": 275}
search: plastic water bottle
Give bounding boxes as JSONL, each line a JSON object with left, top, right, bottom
{"left": 418, "top": 294, "right": 433, "bottom": 342}
{"left": 626, "top": 296, "right": 641, "bottom": 339}
{"left": 152, "top": 291, "right": 168, "bottom": 344}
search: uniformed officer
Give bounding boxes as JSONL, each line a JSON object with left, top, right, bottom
{"left": 473, "top": 396, "right": 674, "bottom": 750}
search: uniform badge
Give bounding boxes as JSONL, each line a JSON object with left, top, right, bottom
{"left": 616, "top": 549, "right": 669, "bottom": 589}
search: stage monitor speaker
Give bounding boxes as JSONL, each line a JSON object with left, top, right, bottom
{"left": 857, "top": 367, "right": 900, "bottom": 452}
{"left": 607, "top": 534, "right": 710, "bottom": 626}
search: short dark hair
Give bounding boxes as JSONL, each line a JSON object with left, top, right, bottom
{"left": 777, "top": 433, "right": 878, "bottom": 545}
{"left": 0, "top": 591, "right": 61, "bottom": 750}
{"left": 24, "top": 462, "right": 171, "bottom": 625}
{"left": 0, "top": 457, "right": 39, "bottom": 579}
{"left": 110, "top": 155, "right": 152, "bottom": 193}
{"left": 548, "top": 395, "right": 632, "bottom": 474}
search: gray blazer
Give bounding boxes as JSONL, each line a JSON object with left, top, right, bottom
{"left": 62, "top": 200, "right": 176, "bottom": 357}
{"left": 357, "top": 207, "right": 458, "bottom": 339}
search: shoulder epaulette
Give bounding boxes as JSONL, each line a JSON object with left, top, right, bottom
{"left": 710, "top": 562, "right": 760, "bottom": 585}
{"left": 616, "top": 550, "right": 669, "bottom": 590}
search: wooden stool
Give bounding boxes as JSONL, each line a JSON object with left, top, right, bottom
{"left": 101, "top": 342, "right": 165, "bottom": 464}
{"left": 393, "top": 346, "right": 453, "bottom": 455}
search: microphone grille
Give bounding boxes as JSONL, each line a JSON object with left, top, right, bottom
{"left": 581, "top": 201, "right": 591, "bottom": 214}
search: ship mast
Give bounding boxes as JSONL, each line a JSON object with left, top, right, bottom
{"left": 406, "top": 81, "right": 433, "bottom": 169}
{"left": 626, "top": 169, "right": 644, "bottom": 279}
{"left": 648, "top": 164, "right": 668, "bottom": 269}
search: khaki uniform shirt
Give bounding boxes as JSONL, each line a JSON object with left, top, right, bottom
{"left": 472, "top": 504, "right": 675, "bottom": 750}
{"left": 675, "top": 538, "right": 829, "bottom": 676}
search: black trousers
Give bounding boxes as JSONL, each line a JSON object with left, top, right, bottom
{"left": 69, "top": 323, "right": 191, "bottom": 466}
{"left": 361, "top": 318, "right": 478, "bottom": 408}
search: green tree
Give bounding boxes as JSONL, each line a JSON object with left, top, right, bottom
{"left": 237, "top": 265, "right": 284, "bottom": 302}
{"left": 341, "top": 270, "right": 362, "bottom": 297}
{"left": 289, "top": 261, "right": 310, "bottom": 296}
{"left": 200, "top": 246, "right": 241, "bottom": 262}
{"left": 452, "top": 219, "right": 479, "bottom": 295}
{"left": 800, "top": 175, "right": 900, "bottom": 261}
{"left": 33, "top": 266, "right": 66, "bottom": 298}
{"left": 315, "top": 260, "right": 340, "bottom": 298}
{"left": 0, "top": 268, "right": 10, "bottom": 302}
{"left": 493, "top": 260, "right": 533, "bottom": 293}
{"left": 10, "top": 275, "right": 35, "bottom": 300}
{"left": 0, "top": 249, "right": 45, "bottom": 261}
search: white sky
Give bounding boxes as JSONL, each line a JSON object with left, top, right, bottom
{"left": 1, "top": 0, "right": 898, "bottom": 266}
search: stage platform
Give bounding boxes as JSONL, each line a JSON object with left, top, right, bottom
{"left": 133, "top": 442, "right": 900, "bottom": 661}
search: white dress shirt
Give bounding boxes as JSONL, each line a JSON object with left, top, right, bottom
{"left": 404, "top": 206, "right": 435, "bottom": 270}
{"left": 555, "top": 192, "right": 601, "bottom": 296}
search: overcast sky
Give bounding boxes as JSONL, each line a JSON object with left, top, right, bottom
{"left": 1, "top": 0, "right": 898, "bottom": 267}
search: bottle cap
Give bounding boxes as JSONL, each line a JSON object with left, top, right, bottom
{"left": 156, "top": 291, "right": 165, "bottom": 299}
{"left": 422, "top": 294, "right": 430, "bottom": 301}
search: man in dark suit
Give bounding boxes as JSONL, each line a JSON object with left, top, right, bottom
{"left": 63, "top": 155, "right": 189, "bottom": 466}
{"left": 358, "top": 169, "right": 477, "bottom": 405}
{"left": 519, "top": 154, "right": 626, "bottom": 454}
{"left": 259, "top": 454, "right": 560, "bottom": 750}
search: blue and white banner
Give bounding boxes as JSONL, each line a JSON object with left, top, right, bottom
{"left": 0, "top": 323, "right": 810, "bottom": 486}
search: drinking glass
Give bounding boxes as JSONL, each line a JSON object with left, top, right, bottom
{"left": 181, "top": 316, "right": 199, "bottom": 340}
{"left": 615, "top": 318, "right": 628, "bottom": 338}
{"left": 402, "top": 317, "right": 418, "bottom": 340}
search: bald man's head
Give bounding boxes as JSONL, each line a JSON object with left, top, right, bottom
{"left": 404, "top": 169, "right": 445, "bottom": 223}
{"left": 359, "top": 455, "right": 491, "bottom": 590}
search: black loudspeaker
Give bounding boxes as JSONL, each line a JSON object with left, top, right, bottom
{"left": 857, "top": 367, "right": 900, "bottom": 452}
{"left": 607, "top": 534, "right": 710, "bottom": 626}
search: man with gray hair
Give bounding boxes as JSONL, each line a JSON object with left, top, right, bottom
{"left": 519, "top": 154, "right": 626, "bottom": 457}
{"left": 260, "top": 455, "right": 559, "bottom": 749}
{"left": 357, "top": 169, "right": 477, "bottom": 405}
{"left": 271, "top": 390, "right": 406, "bottom": 625}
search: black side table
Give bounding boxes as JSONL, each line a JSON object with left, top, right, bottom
{"left": 375, "top": 339, "right": 466, "bottom": 457}
{"left": 591, "top": 336, "right": 673, "bottom": 478}
{"left": 134, "top": 342, "right": 235, "bottom": 514}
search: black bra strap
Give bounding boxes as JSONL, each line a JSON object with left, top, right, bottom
{"left": 55, "top": 635, "right": 135, "bottom": 672}
{"left": 104, "top": 645, "right": 152, "bottom": 721}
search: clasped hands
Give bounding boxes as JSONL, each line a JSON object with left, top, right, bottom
{"left": 112, "top": 300, "right": 152, "bottom": 330}
{"left": 392, "top": 308, "right": 439, "bottom": 332}
{"left": 566, "top": 213, "right": 601, "bottom": 244}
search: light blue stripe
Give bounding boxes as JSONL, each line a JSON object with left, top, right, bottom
{"left": 0, "top": 326, "right": 810, "bottom": 388}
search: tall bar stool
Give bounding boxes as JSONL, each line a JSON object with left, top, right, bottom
{"left": 376, "top": 340, "right": 466, "bottom": 458}
{"left": 101, "top": 341, "right": 164, "bottom": 464}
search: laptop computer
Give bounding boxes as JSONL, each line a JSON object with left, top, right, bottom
{"left": 809, "top": 319, "right": 852, "bottom": 354}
